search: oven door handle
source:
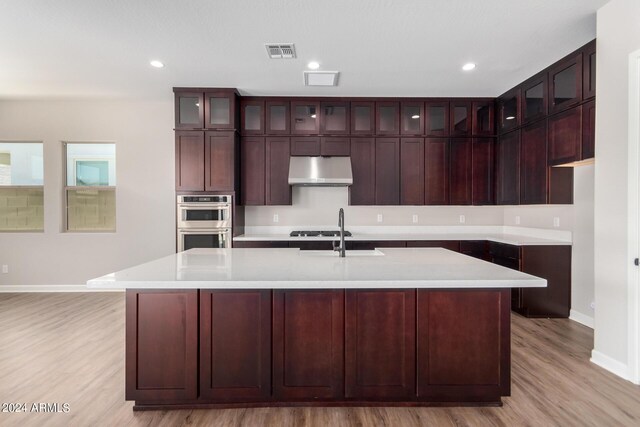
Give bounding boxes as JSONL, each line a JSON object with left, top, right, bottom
{"left": 178, "top": 204, "right": 230, "bottom": 209}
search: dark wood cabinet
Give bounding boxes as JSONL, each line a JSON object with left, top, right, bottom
{"left": 126, "top": 290, "right": 198, "bottom": 401}
{"left": 583, "top": 40, "right": 596, "bottom": 100}
{"left": 288, "top": 241, "right": 335, "bottom": 251}
{"left": 349, "top": 138, "right": 376, "bottom": 205}
{"left": 496, "top": 130, "right": 520, "bottom": 205}
{"left": 406, "top": 240, "right": 460, "bottom": 251}
{"left": 450, "top": 101, "right": 472, "bottom": 136}
{"left": 549, "top": 167, "right": 574, "bottom": 205}
{"left": 400, "top": 138, "right": 425, "bottom": 205}
{"left": 241, "top": 137, "right": 265, "bottom": 205}
{"left": 498, "top": 88, "right": 521, "bottom": 134}
{"left": 351, "top": 101, "right": 375, "bottom": 135}
{"left": 320, "top": 101, "right": 350, "bottom": 135}
{"left": 522, "top": 73, "right": 547, "bottom": 124}
{"left": 425, "top": 101, "right": 449, "bottom": 137}
{"left": 241, "top": 99, "right": 265, "bottom": 135}
{"left": 205, "top": 131, "right": 238, "bottom": 192}
{"left": 200, "top": 290, "right": 271, "bottom": 401}
{"left": 401, "top": 101, "right": 425, "bottom": 135}
{"left": 174, "top": 91, "right": 204, "bottom": 130}
{"left": 273, "top": 290, "right": 344, "bottom": 400}
{"left": 425, "top": 138, "right": 450, "bottom": 205}
{"left": 204, "top": 90, "right": 238, "bottom": 130}
{"left": 582, "top": 99, "right": 595, "bottom": 160}
{"left": 265, "top": 137, "right": 291, "bottom": 205}
{"left": 520, "top": 120, "right": 548, "bottom": 205}
{"left": 376, "top": 101, "right": 400, "bottom": 135}
{"left": 345, "top": 241, "right": 406, "bottom": 250}
{"left": 175, "top": 131, "right": 205, "bottom": 191}
{"left": 375, "top": 138, "right": 400, "bottom": 205}
{"left": 472, "top": 101, "right": 495, "bottom": 136}
{"left": 520, "top": 246, "right": 572, "bottom": 318}
{"left": 321, "top": 137, "right": 350, "bottom": 156}
{"left": 548, "top": 53, "right": 583, "bottom": 114}
{"left": 291, "top": 100, "right": 320, "bottom": 134}
{"left": 345, "top": 289, "right": 415, "bottom": 400}
{"left": 471, "top": 138, "right": 495, "bottom": 205}
{"left": 291, "top": 136, "right": 321, "bottom": 156}
{"left": 460, "top": 240, "right": 489, "bottom": 260}
{"left": 450, "top": 138, "right": 472, "bottom": 205}
{"left": 233, "top": 241, "right": 289, "bottom": 248}
{"left": 266, "top": 100, "right": 290, "bottom": 134}
{"left": 548, "top": 106, "right": 582, "bottom": 166}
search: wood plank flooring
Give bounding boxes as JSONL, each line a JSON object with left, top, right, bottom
{"left": 0, "top": 292, "right": 639, "bottom": 426}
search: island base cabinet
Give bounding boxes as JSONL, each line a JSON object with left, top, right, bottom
{"left": 125, "top": 290, "right": 198, "bottom": 402}
{"left": 273, "top": 290, "right": 344, "bottom": 400}
{"left": 417, "top": 290, "right": 511, "bottom": 402}
{"left": 199, "top": 290, "right": 271, "bottom": 401}
{"left": 345, "top": 289, "right": 416, "bottom": 400}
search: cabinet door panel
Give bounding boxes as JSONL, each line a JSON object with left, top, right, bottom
{"left": 400, "top": 138, "right": 425, "bottom": 205}
{"left": 266, "top": 101, "right": 290, "bottom": 134}
{"left": 425, "top": 138, "right": 450, "bottom": 205}
{"left": 175, "top": 131, "right": 204, "bottom": 191}
{"left": 321, "top": 137, "right": 350, "bottom": 156}
{"left": 450, "top": 101, "right": 471, "bottom": 136}
{"left": 548, "top": 106, "right": 582, "bottom": 166}
{"left": 582, "top": 99, "right": 595, "bottom": 160}
{"left": 425, "top": 102, "right": 449, "bottom": 137}
{"left": 401, "top": 102, "right": 425, "bottom": 135}
{"left": 351, "top": 101, "right": 375, "bottom": 135}
{"left": 472, "top": 138, "right": 495, "bottom": 205}
{"left": 204, "top": 90, "right": 236, "bottom": 130}
{"left": 175, "top": 92, "right": 204, "bottom": 130}
{"left": 472, "top": 101, "right": 495, "bottom": 136}
{"left": 496, "top": 130, "right": 520, "bottom": 205}
{"left": 548, "top": 53, "right": 583, "bottom": 114}
{"left": 349, "top": 138, "right": 375, "bottom": 205}
{"left": 241, "top": 99, "right": 265, "bottom": 135}
{"left": 273, "top": 290, "right": 344, "bottom": 399}
{"left": 266, "top": 137, "right": 291, "bottom": 205}
{"left": 291, "top": 136, "right": 320, "bottom": 156}
{"left": 320, "top": 102, "right": 349, "bottom": 135}
{"left": 200, "top": 290, "right": 271, "bottom": 400}
{"left": 520, "top": 121, "right": 548, "bottom": 205}
{"left": 406, "top": 240, "right": 460, "bottom": 251}
{"left": 376, "top": 101, "right": 400, "bottom": 135}
{"left": 498, "top": 88, "right": 521, "bottom": 134}
{"left": 583, "top": 40, "right": 596, "bottom": 99}
{"left": 345, "top": 290, "right": 416, "bottom": 399}
{"left": 522, "top": 74, "right": 547, "bottom": 125}
{"left": 126, "top": 290, "right": 198, "bottom": 401}
{"left": 375, "top": 138, "right": 400, "bottom": 205}
{"left": 291, "top": 100, "right": 320, "bottom": 134}
{"left": 205, "top": 131, "right": 237, "bottom": 192}
{"left": 241, "top": 137, "right": 265, "bottom": 205}
{"left": 450, "top": 138, "right": 472, "bottom": 205}
{"left": 520, "top": 246, "right": 572, "bottom": 318}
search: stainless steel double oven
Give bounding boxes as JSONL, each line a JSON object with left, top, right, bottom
{"left": 176, "top": 195, "right": 232, "bottom": 251}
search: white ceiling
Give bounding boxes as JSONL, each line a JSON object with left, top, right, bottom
{"left": 0, "top": 0, "right": 608, "bottom": 100}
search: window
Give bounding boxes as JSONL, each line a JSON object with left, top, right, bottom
{"left": 0, "top": 142, "right": 44, "bottom": 232}
{"left": 64, "top": 142, "right": 116, "bottom": 232}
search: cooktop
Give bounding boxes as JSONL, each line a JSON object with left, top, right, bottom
{"left": 289, "top": 230, "right": 353, "bottom": 237}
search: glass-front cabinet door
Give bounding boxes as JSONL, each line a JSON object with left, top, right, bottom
{"left": 320, "top": 101, "right": 349, "bottom": 135}
{"left": 350, "top": 101, "right": 375, "bottom": 135}
{"left": 425, "top": 101, "right": 449, "bottom": 136}
{"left": 204, "top": 90, "right": 237, "bottom": 130}
{"left": 498, "top": 88, "right": 520, "bottom": 133}
{"left": 174, "top": 92, "right": 204, "bottom": 129}
{"left": 548, "top": 53, "right": 583, "bottom": 114}
{"left": 472, "top": 101, "right": 495, "bottom": 136}
{"left": 291, "top": 100, "right": 320, "bottom": 134}
{"left": 401, "top": 101, "right": 424, "bottom": 135}
{"left": 241, "top": 99, "right": 265, "bottom": 135}
{"left": 522, "top": 74, "right": 547, "bottom": 124}
{"left": 449, "top": 101, "right": 471, "bottom": 136}
{"left": 266, "top": 101, "right": 290, "bottom": 134}
{"left": 375, "top": 101, "right": 399, "bottom": 134}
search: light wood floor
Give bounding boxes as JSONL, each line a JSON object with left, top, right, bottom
{"left": 0, "top": 293, "right": 639, "bottom": 427}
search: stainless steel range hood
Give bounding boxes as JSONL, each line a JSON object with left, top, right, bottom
{"left": 288, "top": 156, "right": 353, "bottom": 186}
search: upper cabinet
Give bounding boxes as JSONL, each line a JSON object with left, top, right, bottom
{"left": 174, "top": 89, "right": 238, "bottom": 130}
{"left": 351, "top": 101, "right": 375, "bottom": 135}
{"left": 376, "top": 101, "right": 400, "bottom": 135}
{"left": 425, "top": 101, "right": 449, "bottom": 137}
{"left": 240, "top": 99, "right": 265, "bottom": 135}
{"left": 174, "top": 92, "right": 204, "bottom": 130}
{"left": 583, "top": 40, "right": 596, "bottom": 100}
{"left": 548, "top": 106, "right": 582, "bottom": 166}
{"left": 498, "top": 88, "right": 521, "bottom": 134}
{"left": 450, "top": 101, "right": 472, "bottom": 136}
{"left": 320, "top": 101, "right": 350, "bottom": 135}
{"left": 522, "top": 73, "right": 547, "bottom": 125}
{"left": 266, "top": 100, "right": 290, "bottom": 134}
{"left": 548, "top": 53, "right": 583, "bottom": 114}
{"left": 401, "top": 102, "right": 425, "bottom": 135}
{"left": 472, "top": 101, "right": 495, "bottom": 136}
{"left": 291, "top": 100, "right": 320, "bottom": 135}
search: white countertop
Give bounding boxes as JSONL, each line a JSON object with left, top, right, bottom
{"left": 87, "top": 247, "right": 547, "bottom": 290}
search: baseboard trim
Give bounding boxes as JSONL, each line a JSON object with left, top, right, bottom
{"left": 569, "top": 309, "right": 594, "bottom": 328}
{"left": 0, "top": 285, "right": 123, "bottom": 293}
{"left": 591, "top": 350, "right": 632, "bottom": 382}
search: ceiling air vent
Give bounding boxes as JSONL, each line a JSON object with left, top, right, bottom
{"left": 265, "top": 43, "right": 296, "bottom": 59}
{"left": 303, "top": 71, "right": 340, "bottom": 86}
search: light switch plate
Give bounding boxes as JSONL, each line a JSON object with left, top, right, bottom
{"left": 459, "top": 215, "right": 465, "bottom": 224}
{"left": 377, "top": 214, "right": 383, "bottom": 223}
{"left": 553, "top": 217, "right": 560, "bottom": 228}
{"left": 412, "top": 214, "right": 418, "bottom": 224}
{"left": 273, "top": 214, "right": 279, "bottom": 223}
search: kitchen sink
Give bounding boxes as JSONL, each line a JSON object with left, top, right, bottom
{"left": 298, "top": 249, "right": 385, "bottom": 257}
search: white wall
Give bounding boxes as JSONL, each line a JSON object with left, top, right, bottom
{"left": 0, "top": 99, "right": 175, "bottom": 286}
{"left": 593, "top": 0, "right": 640, "bottom": 377}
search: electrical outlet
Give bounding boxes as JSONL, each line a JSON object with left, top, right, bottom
{"left": 515, "top": 216, "right": 521, "bottom": 225}
{"left": 412, "top": 214, "right": 418, "bottom": 224}
{"left": 459, "top": 215, "right": 465, "bottom": 224}
{"left": 273, "top": 214, "right": 279, "bottom": 223}
{"left": 553, "top": 217, "right": 560, "bottom": 228}
{"left": 377, "top": 214, "right": 383, "bottom": 223}
{"left": 1, "top": 265, "right": 7, "bottom": 274}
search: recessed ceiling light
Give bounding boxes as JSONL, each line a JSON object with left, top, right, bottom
{"left": 506, "top": 116, "right": 515, "bottom": 120}
{"left": 150, "top": 60, "right": 164, "bottom": 68}
{"left": 411, "top": 115, "right": 420, "bottom": 119}
{"left": 307, "top": 61, "right": 320, "bottom": 70}
{"left": 462, "top": 63, "right": 476, "bottom": 71}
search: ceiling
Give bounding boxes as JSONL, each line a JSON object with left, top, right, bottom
{"left": 0, "top": 0, "right": 608, "bottom": 100}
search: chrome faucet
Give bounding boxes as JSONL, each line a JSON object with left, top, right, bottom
{"left": 333, "top": 208, "right": 346, "bottom": 258}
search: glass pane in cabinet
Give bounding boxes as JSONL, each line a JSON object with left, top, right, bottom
{"left": 210, "top": 97, "right": 230, "bottom": 125}
{"left": 323, "top": 105, "right": 347, "bottom": 132}
{"left": 554, "top": 64, "right": 577, "bottom": 105}
{"left": 476, "top": 105, "right": 491, "bottom": 133}
{"left": 502, "top": 97, "right": 517, "bottom": 124}
{"left": 453, "top": 107, "right": 468, "bottom": 132}
{"left": 428, "top": 106, "right": 446, "bottom": 132}
{"left": 403, "top": 105, "right": 421, "bottom": 133}
{"left": 269, "top": 105, "right": 287, "bottom": 131}
{"left": 525, "top": 82, "right": 544, "bottom": 118}
{"left": 244, "top": 105, "right": 262, "bottom": 131}
{"left": 354, "top": 106, "right": 372, "bottom": 131}
{"left": 378, "top": 106, "right": 396, "bottom": 132}
{"left": 179, "top": 97, "right": 200, "bottom": 124}
{"left": 293, "top": 105, "right": 317, "bottom": 132}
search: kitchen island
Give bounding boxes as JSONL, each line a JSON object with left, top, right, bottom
{"left": 87, "top": 247, "right": 546, "bottom": 410}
